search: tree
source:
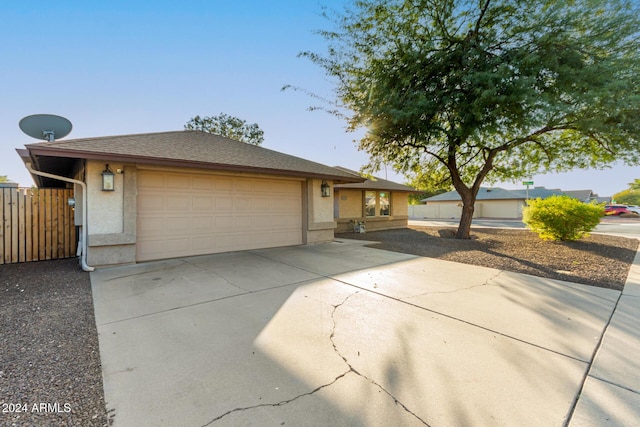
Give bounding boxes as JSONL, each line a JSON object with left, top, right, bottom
{"left": 0, "top": 175, "right": 9, "bottom": 183}
{"left": 405, "top": 164, "right": 452, "bottom": 204}
{"left": 185, "top": 113, "right": 264, "bottom": 146}
{"left": 613, "top": 178, "right": 640, "bottom": 204}
{"left": 301, "top": 0, "right": 640, "bottom": 238}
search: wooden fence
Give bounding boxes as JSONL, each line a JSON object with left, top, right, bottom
{"left": 1, "top": 187, "right": 77, "bottom": 264}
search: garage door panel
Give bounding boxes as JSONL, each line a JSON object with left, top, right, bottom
{"left": 193, "top": 196, "right": 214, "bottom": 210}
{"left": 138, "top": 218, "right": 165, "bottom": 234}
{"left": 253, "top": 197, "right": 270, "bottom": 211}
{"left": 166, "top": 173, "right": 191, "bottom": 189}
{"left": 215, "top": 197, "right": 233, "bottom": 211}
{"left": 214, "top": 216, "right": 234, "bottom": 229}
{"left": 251, "top": 215, "right": 271, "bottom": 229}
{"left": 235, "top": 197, "right": 253, "bottom": 211}
{"left": 234, "top": 216, "right": 253, "bottom": 230}
{"left": 272, "top": 214, "right": 301, "bottom": 228}
{"left": 279, "top": 197, "right": 302, "bottom": 211}
{"left": 192, "top": 175, "right": 214, "bottom": 190}
{"left": 253, "top": 180, "right": 272, "bottom": 192}
{"left": 214, "top": 178, "right": 234, "bottom": 191}
{"left": 137, "top": 171, "right": 303, "bottom": 261}
{"left": 138, "top": 193, "right": 165, "bottom": 211}
{"left": 138, "top": 171, "right": 166, "bottom": 188}
{"left": 166, "top": 195, "right": 190, "bottom": 210}
{"left": 163, "top": 217, "right": 192, "bottom": 236}
{"left": 235, "top": 179, "right": 253, "bottom": 192}
{"left": 192, "top": 217, "right": 214, "bottom": 233}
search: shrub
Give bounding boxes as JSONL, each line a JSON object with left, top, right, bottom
{"left": 523, "top": 195, "right": 604, "bottom": 241}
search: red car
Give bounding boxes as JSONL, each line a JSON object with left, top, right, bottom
{"left": 604, "top": 205, "right": 631, "bottom": 215}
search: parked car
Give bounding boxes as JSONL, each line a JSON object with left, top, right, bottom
{"left": 604, "top": 204, "right": 631, "bottom": 215}
{"left": 625, "top": 205, "right": 640, "bottom": 215}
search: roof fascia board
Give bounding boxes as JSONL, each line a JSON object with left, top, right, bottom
{"left": 25, "top": 146, "right": 365, "bottom": 183}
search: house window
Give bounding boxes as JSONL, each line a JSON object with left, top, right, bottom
{"left": 364, "top": 191, "right": 391, "bottom": 217}
{"left": 365, "top": 191, "right": 376, "bottom": 217}
{"left": 379, "top": 192, "right": 390, "bottom": 216}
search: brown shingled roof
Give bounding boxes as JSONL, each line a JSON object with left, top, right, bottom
{"left": 23, "top": 130, "right": 364, "bottom": 183}
{"left": 333, "top": 166, "right": 418, "bottom": 192}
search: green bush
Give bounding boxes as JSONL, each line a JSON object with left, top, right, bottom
{"left": 523, "top": 195, "right": 604, "bottom": 241}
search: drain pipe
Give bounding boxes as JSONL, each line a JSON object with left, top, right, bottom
{"left": 25, "top": 163, "right": 94, "bottom": 272}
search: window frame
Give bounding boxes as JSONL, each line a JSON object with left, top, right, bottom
{"left": 363, "top": 191, "right": 392, "bottom": 217}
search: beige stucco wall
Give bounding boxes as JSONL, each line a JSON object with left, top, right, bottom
{"left": 336, "top": 189, "right": 363, "bottom": 218}
{"left": 86, "top": 160, "right": 126, "bottom": 234}
{"left": 85, "top": 160, "right": 137, "bottom": 266}
{"left": 392, "top": 193, "right": 409, "bottom": 216}
{"left": 305, "top": 178, "right": 336, "bottom": 244}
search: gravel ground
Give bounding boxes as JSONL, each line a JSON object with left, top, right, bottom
{"left": 337, "top": 226, "right": 639, "bottom": 290}
{"left": 0, "top": 258, "right": 108, "bottom": 427}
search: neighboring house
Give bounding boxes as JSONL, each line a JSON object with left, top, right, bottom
{"left": 17, "top": 130, "right": 364, "bottom": 267}
{"left": 333, "top": 167, "right": 418, "bottom": 233}
{"left": 415, "top": 186, "right": 573, "bottom": 219}
{"left": 562, "top": 190, "right": 595, "bottom": 202}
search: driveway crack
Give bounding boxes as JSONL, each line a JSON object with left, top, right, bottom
{"left": 402, "top": 270, "right": 504, "bottom": 299}
{"left": 329, "top": 292, "right": 431, "bottom": 426}
{"left": 201, "top": 370, "right": 351, "bottom": 426}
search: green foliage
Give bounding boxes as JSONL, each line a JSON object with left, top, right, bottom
{"left": 612, "top": 179, "right": 640, "bottom": 204}
{"left": 301, "top": 0, "right": 640, "bottom": 238}
{"left": 613, "top": 189, "right": 640, "bottom": 205}
{"left": 0, "top": 175, "right": 9, "bottom": 183}
{"left": 523, "top": 196, "right": 604, "bottom": 241}
{"left": 405, "top": 165, "right": 452, "bottom": 204}
{"left": 185, "top": 113, "right": 264, "bottom": 146}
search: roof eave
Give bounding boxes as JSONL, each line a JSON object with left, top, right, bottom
{"left": 24, "top": 146, "right": 365, "bottom": 183}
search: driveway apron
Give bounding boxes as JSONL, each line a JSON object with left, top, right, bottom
{"left": 91, "top": 240, "right": 640, "bottom": 426}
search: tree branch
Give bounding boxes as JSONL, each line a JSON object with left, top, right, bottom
{"left": 474, "top": 0, "right": 492, "bottom": 38}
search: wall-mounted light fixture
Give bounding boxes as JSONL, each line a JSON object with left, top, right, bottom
{"left": 102, "top": 164, "right": 115, "bottom": 191}
{"left": 321, "top": 180, "right": 330, "bottom": 197}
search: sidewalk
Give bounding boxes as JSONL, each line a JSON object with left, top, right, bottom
{"left": 569, "top": 248, "right": 640, "bottom": 425}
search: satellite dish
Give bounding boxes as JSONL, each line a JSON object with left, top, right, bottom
{"left": 19, "top": 114, "right": 72, "bottom": 142}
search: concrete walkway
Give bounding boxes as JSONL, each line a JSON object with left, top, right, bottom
{"left": 91, "top": 240, "right": 640, "bottom": 426}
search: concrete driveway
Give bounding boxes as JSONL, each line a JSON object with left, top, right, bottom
{"left": 91, "top": 240, "right": 640, "bottom": 426}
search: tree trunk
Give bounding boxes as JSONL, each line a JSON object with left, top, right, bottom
{"left": 456, "top": 197, "right": 475, "bottom": 239}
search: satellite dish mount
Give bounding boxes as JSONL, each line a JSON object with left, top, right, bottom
{"left": 19, "top": 114, "right": 73, "bottom": 142}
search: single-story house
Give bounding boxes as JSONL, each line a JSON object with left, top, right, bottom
{"left": 17, "top": 130, "right": 365, "bottom": 268}
{"left": 414, "top": 186, "right": 575, "bottom": 219}
{"left": 332, "top": 167, "right": 418, "bottom": 233}
{"left": 562, "top": 190, "right": 610, "bottom": 204}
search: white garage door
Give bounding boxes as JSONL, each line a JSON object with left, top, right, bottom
{"left": 137, "top": 170, "right": 303, "bottom": 261}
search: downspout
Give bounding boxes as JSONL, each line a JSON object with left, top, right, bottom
{"left": 25, "top": 162, "right": 94, "bottom": 272}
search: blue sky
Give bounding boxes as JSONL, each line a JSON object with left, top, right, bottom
{"left": 1, "top": 0, "right": 637, "bottom": 197}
